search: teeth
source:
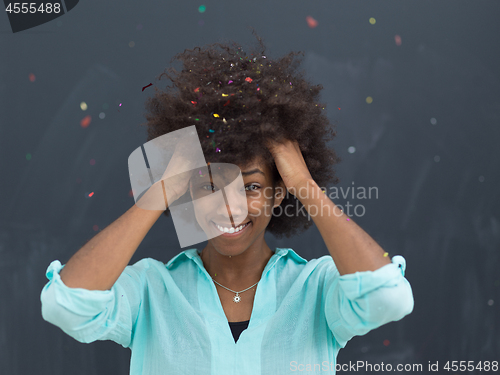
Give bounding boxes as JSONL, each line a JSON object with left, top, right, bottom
{"left": 215, "top": 222, "right": 248, "bottom": 233}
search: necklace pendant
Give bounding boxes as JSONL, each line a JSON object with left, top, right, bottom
{"left": 233, "top": 293, "right": 241, "bottom": 303}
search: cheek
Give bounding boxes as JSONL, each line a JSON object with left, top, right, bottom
{"left": 247, "top": 195, "right": 275, "bottom": 218}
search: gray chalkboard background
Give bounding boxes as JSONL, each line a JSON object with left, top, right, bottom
{"left": 1, "top": 1, "right": 499, "bottom": 374}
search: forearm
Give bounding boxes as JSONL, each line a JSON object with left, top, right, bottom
{"left": 293, "top": 179, "right": 391, "bottom": 276}
{"left": 59, "top": 204, "right": 164, "bottom": 291}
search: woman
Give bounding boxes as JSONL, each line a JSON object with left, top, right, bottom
{"left": 40, "top": 32, "right": 414, "bottom": 374}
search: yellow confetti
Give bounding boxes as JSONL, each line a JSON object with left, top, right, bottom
{"left": 213, "top": 113, "right": 219, "bottom": 117}
{"left": 222, "top": 93, "right": 228, "bottom": 97}
{"left": 383, "top": 252, "right": 389, "bottom": 257}
{"left": 366, "top": 96, "right": 373, "bottom": 104}
{"left": 369, "top": 17, "right": 376, "bottom": 24}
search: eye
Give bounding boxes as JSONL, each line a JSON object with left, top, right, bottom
{"left": 244, "top": 184, "right": 260, "bottom": 192}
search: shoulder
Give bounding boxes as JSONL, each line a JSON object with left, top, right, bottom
{"left": 122, "top": 257, "right": 169, "bottom": 279}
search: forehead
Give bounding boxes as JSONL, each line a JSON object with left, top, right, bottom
{"left": 238, "top": 156, "right": 270, "bottom": 176}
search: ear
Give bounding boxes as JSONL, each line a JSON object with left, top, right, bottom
{"left": 273, "top": 180, "right": 287, "bottom": 208}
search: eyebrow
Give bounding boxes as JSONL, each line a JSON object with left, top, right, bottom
{"left": 241, "top": 168, "right": 265, "bottom": 177}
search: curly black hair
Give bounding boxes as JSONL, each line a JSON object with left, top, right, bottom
{"left": 140, "top": 29, "right": 341, "bottom": 239}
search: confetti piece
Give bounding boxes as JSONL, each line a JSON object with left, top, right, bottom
{"left": 338, "top": 108, "right": 341, "bottom": 110}
{"left": 93, "top": 225, "right": 99, "bottom": 231}
{"left": 222, "top": 93, "right": 229, "bottom": 97}
{"left": 26, "top": 153, "right": 32, "bottom": 161}
{"left": 215, "top": 147, "right": 220, "bottom": 152}
{"left": 346, "top": 218, "right": 350, "bottom": 221}
{"left": 29, "top": 73, "right": 36, "bottom": 82}
{"left": 369, "top": 17, "right": 376, "bottom": 24}
{"left": 80, "top": 102, "right": 88, "bottom": 111}
{"left": 209, "top": 129, "right": 214, "bottom": 132}
{"left": 366, "top": 96, "right": 373, "bottom": 104}
{"left": 142, "top": 83, "right": 153, "bottom": 91}
{"left": 89, "top": 192, "right": 94, "bottom": 197}
{"left": 191, "top": 101, "right": 197, "bottom": 107}
{"left": 194, "top": 87, "right": 200, "bottom": 92}
{"left": 257, "top": 88, "right": 260, "bottom": 91}
{"left": 80, "top": 115, "right": 92, "bottom": 128}
{"left": 228, "top": 80, "right": 233, "bottom": 84}
{"left": 198, "top": 5, "right": 206, "bottom": 13}
{"left": 90, "top": 159, "right": 96, "bottom": 165}
{"left": 245, "top": 77, "right": 253, "bottom": 83}
{"left": 383, "top": 252, "right": 389, "bottom": 257}
{"left": 394, "top": 35, "right": 402, "bottom": 46}
{"left": 306, "top": 15, "right": 318, "bottom": 28}
{"left": 213, "top": 113, "right": 219, "bottom": 117}
{"left": 383, "top": 339, "right": 390, "bottom": 346}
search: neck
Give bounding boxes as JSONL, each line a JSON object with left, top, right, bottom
{"left": 200, "top": 239, "right": 274, "bottom": 289}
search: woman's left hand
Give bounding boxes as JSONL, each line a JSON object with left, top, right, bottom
{"left": 264, "top": 139, "right": 313, "bottom": 194}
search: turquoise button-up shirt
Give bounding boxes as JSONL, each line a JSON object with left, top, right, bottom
{"left": 40, "top": 248, "right": 414, "bottom": 374}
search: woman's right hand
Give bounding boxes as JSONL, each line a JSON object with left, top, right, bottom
{"left": 135, "top": 133, "right": 201, "bottom": 211}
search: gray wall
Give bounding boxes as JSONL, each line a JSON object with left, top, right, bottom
{"left": 1, "top": 0, "right": 499, "bottom": 373}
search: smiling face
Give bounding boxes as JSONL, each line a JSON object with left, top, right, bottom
{"left": 189, "top": 155, "right": 285, "bottom": 256}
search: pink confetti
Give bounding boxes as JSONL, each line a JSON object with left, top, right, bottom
{"left": 80, "top": 115, "right": 92, "bottom": 128}
{"left": 215, "top": 147, "right": 220, "bottom": 152}
{"left": 395, "top": 35, "right": 402, "bottom": 46}
{"left": 306, "top": 16, "right": 318, "bottom": 28}
{"left": 346, "top": 218, "right": 350, "bottom": 221}
{"left": 88, "top": 192, "right": 94, "bottom": 197}
{"left": 228, "top": 80, "right": 233, "bottom": 84}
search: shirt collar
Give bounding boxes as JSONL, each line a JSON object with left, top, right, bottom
{"left": 165, "top": 247, "right": 307, "bottom": 271}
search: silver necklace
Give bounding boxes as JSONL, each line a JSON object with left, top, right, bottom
{"left": 211, "top": 278, "right": 259, "bottom": 303}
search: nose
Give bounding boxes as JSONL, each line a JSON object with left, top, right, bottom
{"left": 216, "top": 184, "right": 247, "bottom": 225}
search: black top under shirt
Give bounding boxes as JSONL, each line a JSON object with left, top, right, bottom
{"left": 228, "top": 320, "right": 250, "bottom": 343}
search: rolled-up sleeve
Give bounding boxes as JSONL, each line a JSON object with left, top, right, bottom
{"left": 40, "top": 259, "right": 149, "bottom": 348}
{"left": 324, "top": 255, "right": 414, "bottom": 348}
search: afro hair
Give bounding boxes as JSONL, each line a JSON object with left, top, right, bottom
{"left": 140, "top": 29, "right": 341, "bottom": 239}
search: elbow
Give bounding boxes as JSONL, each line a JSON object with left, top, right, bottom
{"left": 378, "top": 279, "right": 414, "bottom": 322}
{"left": 40, "top": 282, "right": 87, "bottom": 335}
{"left": 355, "top": 279, "right": 414, "bottom": 325}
